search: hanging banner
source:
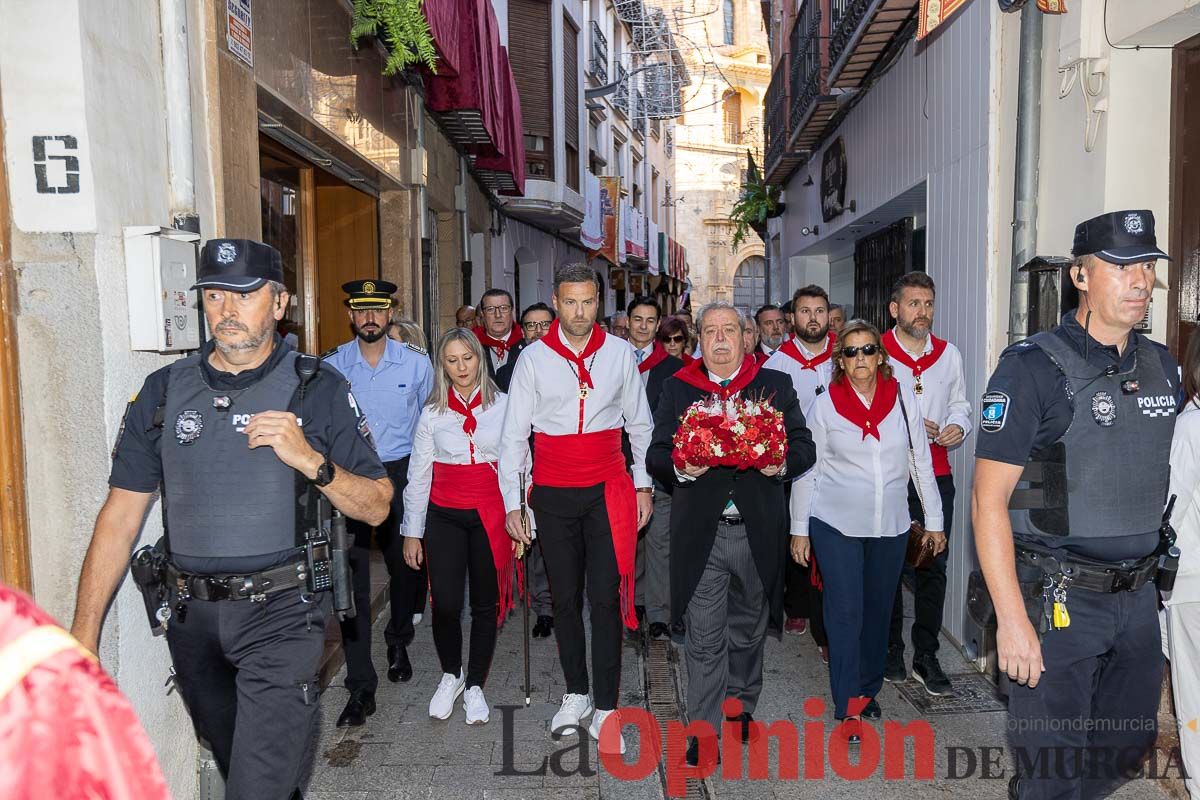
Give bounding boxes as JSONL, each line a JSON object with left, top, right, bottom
{"left": 917, "top": 0, "right": 969, "bottom": 39}
{"left": 625, "top": 204, "right": 646, "bottom": 260}
{"left": 581, "top": 172, "right": 604, "bottom": 250}
{"left": 647, "top": 221, "right": 661, "bottom": 276}
{"left": 998, "top": 0, "right": 1069, "bottom": 11}
{"left": 589, "top": 177, "right": 622, "bottom": 266}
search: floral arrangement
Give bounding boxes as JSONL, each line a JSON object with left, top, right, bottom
{"left": 672, "top": 394, "right": 787, "bottom": 471}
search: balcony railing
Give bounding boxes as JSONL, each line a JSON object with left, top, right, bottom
{"left": 826, "top": 0, "right": 917, "bottom": 88}
{"left": 764, "top": 57, "right": 787, "bottom": 174}
{"left": 590, "top": 21, "right": 608, "bottom": 84}
{"left": 635, "top": 90, "right": 647, "bottom": 138}
{"left": 827, "top": 0, "right": 865, "bottom": 74}
{"left": 614, "top": 63, "right": 630, "bottom": 117}
{"left": 788, "top": 0, "right": 822, "bottom": 133}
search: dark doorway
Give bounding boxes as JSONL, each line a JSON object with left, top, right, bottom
{"left": 854, "top": 218, "right": 916, "bottom": 332}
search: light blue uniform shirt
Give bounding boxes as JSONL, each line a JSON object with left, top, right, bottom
{"left": 325, "top": 337, "right": 433, "bottom": 462}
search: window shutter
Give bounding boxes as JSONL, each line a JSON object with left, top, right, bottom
{"left": 509, "top": 0, "right": 553, "bottom": 139}
{"left": 564, "top": 17, "right": 580, "bottom": 150}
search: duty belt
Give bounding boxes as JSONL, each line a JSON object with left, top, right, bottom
{"left": 166, "top": 556, "right": 310, "bottom": 602}
{"left": 720, "top": 515, "right": 744, "bottom": 526}
{"left": 1015, "top": 544, "right": 1158, "bottom": 593}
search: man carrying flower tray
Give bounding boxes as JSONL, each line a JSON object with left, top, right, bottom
{"left": 647, "top": 301, "right": 815, "bottom": 767}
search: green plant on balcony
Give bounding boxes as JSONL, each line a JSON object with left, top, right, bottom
{"left": 351, "top": 0, "right": 438, "bottom": 75}
{"left": 729, "top": 178, "right": 783, "bottom": 251}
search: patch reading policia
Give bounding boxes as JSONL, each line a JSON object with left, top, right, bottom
{"left": 980, "top": 391, "right": 1009, "bottom": 433}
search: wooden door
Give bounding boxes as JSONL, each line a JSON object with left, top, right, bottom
{"left": 1169, "top": 36, "right": 1200, "bottom": 358}
{"left": 260, "top": 138, "right": 318, "bottom": 353}
{"left": 315, "top": 177, "right": 380, "bottom": 352}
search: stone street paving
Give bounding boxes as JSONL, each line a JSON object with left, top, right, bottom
{"left": 307, "top": 592, "right": 1173, "bottom": 800}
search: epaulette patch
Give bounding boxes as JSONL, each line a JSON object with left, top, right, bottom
{"left": 319, "top": 346, "right": 339, "bottom": 360}
{"left": 405, "top": 343, "right": 428, "bottom": 356}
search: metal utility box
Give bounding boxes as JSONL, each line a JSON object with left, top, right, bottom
{"left": 1020, "top": 255, "right": 1076, "bottom": 336}
{"left": 124, "top": 226, "right": 201, "bottom": 352}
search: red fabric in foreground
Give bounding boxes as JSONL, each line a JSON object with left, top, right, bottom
{"left": 827, "top": 377, "right": 899, "bottom": 441}
{"left": 431, "top": 462, "right": 519, "bottom": 622}
{"left": 0, "top": 583, "right": 171, "bottom": 800}
{"left": 532, "top": 430, "right": 638, "bottom": 629}
{"left": 672, "top": 354, "right": 762, "bottom": 400}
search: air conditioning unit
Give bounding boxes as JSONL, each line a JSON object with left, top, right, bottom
{"left": 1058, "top": 0, "right": 1106, "bottom": 69}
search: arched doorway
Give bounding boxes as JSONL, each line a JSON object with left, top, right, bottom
{"left": 732, "top": 256, "right": 766, "bottom": 317}
{"left": 513, "top": 247, "right": 539, "bottom": 312}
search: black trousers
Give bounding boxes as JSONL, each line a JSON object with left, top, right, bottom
{"left": 342, "top": 457, "right": 428, "bottom": 693}
{"left": 531, "top": 483, "right": 623, "bottom": 710}
{"left": 166, "top": 589, "right": 330, "bottom": 800}
{"left": 423, "top": 504, "right": 499, "bottom": 688}
{"left": 1007, "top": 581, "right": 1162, "bottom": 799}
{"left": 783, "top": 556, "right": 829, "bottom": 647}
{"left": 889, "top": 474, "right": 956, "bottom": 657}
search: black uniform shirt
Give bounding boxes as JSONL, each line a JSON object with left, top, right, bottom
{"left": 975, "top": 310, "right": 1179, "bottom": 560}
{"left": 110, "top": 336, "right": 387, "bottom": 573}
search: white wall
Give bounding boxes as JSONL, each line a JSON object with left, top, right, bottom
{"left": 492, "top": 217, "right": 586, "bottom": 308}
{"left": 0, "top": 0, "right": 203, "bottom": 796}
{"left": 779, "top": 0, "right": 995, "bottom": 647}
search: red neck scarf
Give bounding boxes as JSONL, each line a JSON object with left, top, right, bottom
{"left": 637, "top": 342, "right": 669, "bottom": 374}
{"left": 447, "top": 389, "right": 482, "bottom": 436}
{"left": 753, "top": 350, "right": 770, "bottom": 365}
{"left": 778, "top": 331, "right": 836, "bottom": 371}
{"left": 828, "top": 376, "right": 899, "bottom": 440}
{"left": 540, "top": 320, "right": 606, "bottom": 387}
{"left": 473, "top": 324, "right": 522, "bottom": 359}
{"left": 674, "top": 354, "right": 762, "bottom": 400}
{"left": 882, "top": 329, "right": 948, "bottom": 378}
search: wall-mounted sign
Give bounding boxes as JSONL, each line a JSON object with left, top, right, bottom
{"left": 821, "top": 138, "right": 847, "bottom": 223}
{"left": 227, "top": 0, "right": 253, "bottom": 67}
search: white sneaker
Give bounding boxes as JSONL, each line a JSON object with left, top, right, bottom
{"left": 551, "top": 693, "right": 594, "bottom": 735}
{"left": 589, "top": 708, "right": 627, "bottom": 755}
{"left": 463, "top": 685, "right": 490, "bottom": 725}
{"left": 429, "top": 671, "right": 465, "bottom": 720}
{"left": 412, "top": 613, "right": 423, "bottom": 626}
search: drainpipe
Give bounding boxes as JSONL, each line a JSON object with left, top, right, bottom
{"left": 160, "top": 0, "right": 199, "bottom": 233}
{"left": 1007, "top": 6, "right": 1044, "bottom": 342}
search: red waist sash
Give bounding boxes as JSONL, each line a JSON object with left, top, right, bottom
{"left": 930, "top": 443, "right": 951, "bottom": 477}
{"left": 532, "top": 429, "right": 638, "bottom": 629}
{"left": 431, "top": 461, "right": 519, "bottom": 622}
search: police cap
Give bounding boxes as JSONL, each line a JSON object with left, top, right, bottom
{"left": 1072, "top": 210, "right": 1171, "bottom": 265}
{"left": 193, "top": 239, "right": 285, "bottom": 291}
{"left": 342, "top": 279, "right": 397, "bottom": 310}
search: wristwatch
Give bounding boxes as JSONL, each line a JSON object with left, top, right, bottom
{"left": 313, "top": 455, "right": 336, "bottom": 487}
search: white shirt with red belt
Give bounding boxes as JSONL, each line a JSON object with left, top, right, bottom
{"left": 881, "top": 329, "right": 972, "bottom": 477}
{"left": 790, "top": 379, "right": 943, "bottom": 538}
{"left": 402, "top": 391, "right": 509, "bottom": 539}
{"left": 499, "top": 326, "right": 654, "bottom": 513}
{"left": 762, "top": 333, "right": 836, "bottom": 415}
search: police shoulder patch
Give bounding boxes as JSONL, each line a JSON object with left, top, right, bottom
{"left": 405, "top": 342, "right": 428, "bottom": 356}
{"left": 357, "top": 415, "right": 376, "bottom": 449}
{"left": 980, "top": 391, "right": 1010, "bottom": 433}
{"left": 319, "top": 346, "right": 339, "bottom": 361}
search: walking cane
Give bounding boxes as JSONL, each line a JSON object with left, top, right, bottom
{"left": 519, "top": 474, "right": 532, "bottom": 707}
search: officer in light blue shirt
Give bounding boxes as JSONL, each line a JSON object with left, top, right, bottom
{"left": 323, "top": 279, "right": 433, "bottom": 727}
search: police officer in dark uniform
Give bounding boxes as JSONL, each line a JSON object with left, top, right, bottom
{"left": 324, "top": 280, "right": 433, "bottom": 726}
{"left": 70, "top": 240, "right": 392, "bottom": 800}
{"left": 972, "top": 211, "right": 1177, "bottom": 799}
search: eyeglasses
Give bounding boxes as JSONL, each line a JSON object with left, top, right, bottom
{"left": 481, "top": 305, "right": 512, "bottom": 316}
{"left": 663, "top": 335, "right": 686, "bottom": 343}
{"left": 522, "top": 321, "right": 552, "bottom": 331}
{"left": 841, "top": 344, "right": 880, "bottom": 358}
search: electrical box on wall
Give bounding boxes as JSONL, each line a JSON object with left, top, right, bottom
{"left": 124, "top": 226, "right": 201, "bottom": 352}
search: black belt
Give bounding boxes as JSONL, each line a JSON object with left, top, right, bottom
{"left": 720, "top": 516, "right": 744, "bottom": 526}
{"left": 167, "top": 556, "right": 310, "bottom": 602}
{"left": 1015, "top": 545, "right": 1158, "bottom": 593}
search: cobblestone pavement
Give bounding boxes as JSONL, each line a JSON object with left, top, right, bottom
{"left": 306, "top": 592, "right": 1170, "bottom": 800}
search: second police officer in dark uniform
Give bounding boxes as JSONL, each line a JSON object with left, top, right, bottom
{"left": 972, "top": 211, "right": 1178, "bottom": 800}
{"left": 324, "top": 279, "right": 433, "bottom": 726}
{"left": 70, "top": 240, "right": 393, "bottom": 800}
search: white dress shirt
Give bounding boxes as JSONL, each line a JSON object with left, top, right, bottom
{"left": 1167, "top": 402, "right": 1200, "bottom": 606}
{"left": 402, "top": 391, "right": 509, "bottom": 539}
{"left": 886, "top": 331, "right": 973, "bottom": 444}
{"left": 499, "top": 328, "right": 654, "bottom": 512}
{"left": 790, "top": 382, "right": 943, "bottom": 538}
{"left": 762, "top": 336, "right": 835, "bottom": 415}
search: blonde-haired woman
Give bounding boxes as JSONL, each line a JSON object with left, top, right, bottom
{"left": 789, "top": 320, "right": 942, "bottom": 742}
{"left": 401, "top": 328, "right": 523, "bottom": 724}
{"left": 388, "top": 313, "right": 430, "bottom": 352}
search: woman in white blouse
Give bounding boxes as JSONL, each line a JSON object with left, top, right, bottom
{"left": 789, "top": 320, "right": 943, "bottom": 742}
{"left": 401, "top": 328, "right": 520, "bottom": 725}
{"left": 1167, "top": 335, "right": 1200, "bottom": 798}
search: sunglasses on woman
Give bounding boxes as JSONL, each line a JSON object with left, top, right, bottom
{"left": 662, "top": 335, "right": 686, "bottom": 343}
{"left": 841, "top": 344, "right": 880, "bottom": 358}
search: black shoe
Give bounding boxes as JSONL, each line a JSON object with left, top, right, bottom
{"left": 532, "top": 615, "right": 553, "bottom": 638}
{"left": 335, "top": 689, "right": 376, "bottom": 727}
{"left": 685, "top": 736, "right": 721, "bottom": 767}
{"left": 862, "top": 698, "right": 881, "bottom": 719}
{"left": 725, "top": 711, "right": 754, "bottom": 743}
{"left": 648, "top": 621, "right": 670, "bottom": 640}
{"left": 1008, "top": 775, "right": 1021, "bottom": 800}
{"left": 387, "top": 645, "right": 412, "bottom": 683}
{"left": 883, "top": 647, "right": 907, "bottom": 683}
{"left": 912, "top": 654, "right": 952, "bottom": 696}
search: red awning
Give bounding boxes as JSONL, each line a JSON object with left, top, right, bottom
{"left": 422, "top": 0, "right": 461, "bottom": 76}
{"left": 474, "top": 46, "right": 525, "bottom": 196}
{"left": 423, "top": 0, "right": 502, "bottom": 156}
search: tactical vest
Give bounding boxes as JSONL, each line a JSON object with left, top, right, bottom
{"left": 161, "top": 351, "right": 303, "bottom": 560}
{"left": 1007, "top": 331, "right": 1176, "bottom": 544}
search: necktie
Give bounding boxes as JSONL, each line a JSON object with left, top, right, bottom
{"left": 636, "top": 349, "right": 646, "bottom": 364}
{"left": 719, "top": 379, "right": 731, "bottom": 387}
